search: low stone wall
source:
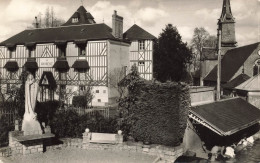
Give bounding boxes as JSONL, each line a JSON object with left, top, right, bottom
{"left": 8, "top": 131, "right": 44, "bottom": 156}
{"left": 46, "top": 138, "right": 185, "bottom": 163}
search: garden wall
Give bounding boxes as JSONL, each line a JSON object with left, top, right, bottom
{"left": 45, "top": 138, "right": 185, "bottom": 163}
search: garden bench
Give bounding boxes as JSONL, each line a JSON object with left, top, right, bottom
{"left": 89, "top": 133, "right": 117, "bottom": 144}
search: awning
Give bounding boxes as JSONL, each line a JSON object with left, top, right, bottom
{"left": 24, "top": 58, "right": 38, "bottom": 69}
{"left": 53, "top": 58, "right": 70, "bottom": 71}
{"left": 4, "top": 61, "right": 19, "bottom": 71}
{"left": 189, "top": 97, "right": 260, "bottom": 136}
{"left": 39, "top": 71, "right": 57, "bottom": 90}
{"left": 54, "top": 40, "right": 67, "bottom": 46}
{"left": 25, "top": 42, "right": 36, "bottom": 49}
{"left": 71, "top": 60, "right": 90, "bottom": 70}
{"left": 74, "top": 39, "right": 87, "bottom": 45}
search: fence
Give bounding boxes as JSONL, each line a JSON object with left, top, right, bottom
{"left": 0, "top": 106, "right": 17, "bottom": 126}
{"left": 59, "top": 106, "right": 111, "bottom": 118}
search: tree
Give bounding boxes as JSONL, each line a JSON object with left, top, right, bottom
{"left": 154, "top": 24, "right": 192, "bottom": 82}
{"left": 30, "top": 6, "right": 65, "bottom": 29}
{"left": 108, "top": 67, "right": 127, "bottom": 99}
{"left": 190, "top": 27, "right": 217, "bottom": 71}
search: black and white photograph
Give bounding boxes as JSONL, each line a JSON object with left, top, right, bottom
{"left": 0, "top": 0, "right": 259, "bottom": 162}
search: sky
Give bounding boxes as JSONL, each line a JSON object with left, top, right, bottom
{"left": 0, "top": 0, "right": 259, "bottom": 46}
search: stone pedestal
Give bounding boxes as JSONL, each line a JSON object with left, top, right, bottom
{"left": 9, "top": 127, "right": 54, "bottom": 156}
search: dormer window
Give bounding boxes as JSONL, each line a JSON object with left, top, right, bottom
{"left": 72, "top": 18, "right": 79, "bottom": 23}
{"left": 138, "top": 40, "right": 145, "bottom": 51}
{"left": 58, "top": 45, "right": 66, "bottom": 57}
{"left": 78, "top": 44, "right": 86, "bottom": 56}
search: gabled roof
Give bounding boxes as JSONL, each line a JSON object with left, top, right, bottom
{"left": 39, "top": 71, "right": 57, "bottom": 90}
{"left": 123, "top": 24, "right": 156, "bottom": 41}
{"left": 222, "top": 73, "right": 250, "bottom": 89}
{"left": 62, "top": 6, "right": 95, "bottom": 26}
{"left": 235, "top": 74, "right": 260, "bottom": 92}
{"left": 190, "top": 97, "right": 260, "bottom": 136}
{"left": 204, "top": 42, "right": 259, "bottom": 82}
{"left": 0, "top": 24, "right": 115, "bottom": 46}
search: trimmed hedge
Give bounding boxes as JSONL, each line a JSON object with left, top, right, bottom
{"left": 131, "top": 81, "right": 190, "bottom": 146}
{"left": 50, "top": 110, "right": 118, "bottom": 138}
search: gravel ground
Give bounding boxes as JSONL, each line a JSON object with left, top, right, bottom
{"left": 0, "top": 148, "right": 157, "bottom": 163}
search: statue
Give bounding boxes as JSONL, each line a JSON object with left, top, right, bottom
{"left": 22, "top": 73, "right": 42, "bottom": 135}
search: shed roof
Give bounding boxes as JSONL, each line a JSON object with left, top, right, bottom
{"left": 190, "top": 97, "right": 260, "bottom": 136}
{"left": 123, "top": 24, "right": 156, "bottom": 41}
{"left": 222, "top": 74, "right": 250, "bottom": 89}
{"left": 204, "top": 42, "right": 259, "bottom": 82}
{"left": 235, "top": 74, "right": 260, "bottom": 91}
{"left": 0, "top": 24, "right": 116, "bottom": 46}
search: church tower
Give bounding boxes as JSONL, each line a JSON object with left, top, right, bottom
{"left": 218, "top": 0, "right": 237, "bottom": 54}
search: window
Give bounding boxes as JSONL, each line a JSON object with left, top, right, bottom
{"left": 96, "top": 90, "right": 99, "bottom": 93}
{"left": 138, "top": 40, "right": 145, "bottom": 51}
{"left": 9, "top": 72, "right": 14, "bottom": 79}
{"left": 79, "top": 85, "right": 85, "bottom": 95}
{"left": 78, "top": 45, "right": 86, "bottom": 56}
{"left": 72, "top": 18, "right": 79, "bottom": 23}
{"left": 138, "top": 61, "right": 145, "bottom": 66}
{"left": 60, "top": 85, "right": 66, "bottom": 100}
{"left": 28, "top": 50, "right": 32, "bottom": 58}
{"left": 9, "top": 50, "right": 12, "bottom": 58}
{"left": 79, "top": 85, "right": 86, "bottom": 91}
{"left": 253, "top": 59, "right": 260, "bottom": 76}
{"left": 103, "top": 90, "right": 106, "bottom": 94}
{"left": 59, "top": 72, "right": 66, "bottom": 80}
{"left": 98, "top": 99, "right": 101, "bottom": 102}
{"left": 58, "top": 46, "right": 66, "bottom": 57}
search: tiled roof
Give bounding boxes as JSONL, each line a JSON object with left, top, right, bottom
{"left": 235, "top": 74, "right": 260, "bottom": 91}
{"left": 190, "top": 98, "right": 260, "bottom": 135}
{"left": 204, "top": 42, "right": 259, "bottom": 82}
{"left": 62, "top": 6, "right": 96, "bottom": 26}
{"left": 0, "top": 24, "right": 116, "bottom": 46}
{"left": 201, "top": 47, "right": 217, "bottom": 60}
{"left": 222, "top": 74, "right": 250, "bottom": 89}
{"left": 123, "top": 24, "right": 156, "bottom": 41}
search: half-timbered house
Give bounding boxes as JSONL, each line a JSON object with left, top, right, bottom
{"left": 0, "top": 6, "right": 155, "bottom": 106}
{"left": 123, "top": 24, "right": 156, "bottom": 80}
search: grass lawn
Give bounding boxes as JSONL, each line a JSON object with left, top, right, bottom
{"left": 1, "top": 148, "right": 156, "bottom": 163}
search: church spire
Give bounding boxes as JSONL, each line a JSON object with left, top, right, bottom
{"left": 218, "top": 0, "right": 237, "bottom": 53}
{"left": 219, "top": 0, "right": 235, "bottom": 23}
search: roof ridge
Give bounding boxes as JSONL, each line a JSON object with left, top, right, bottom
{"left": 25, "top": 23, "right": 105, "bottom": 31}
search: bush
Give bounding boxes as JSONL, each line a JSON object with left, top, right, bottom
{"left": 35, "top": 100, "right": 60, "bottom": 126}
{"left": 50, "top": 109, "right": 118, "bottom": 138}
{"left": 72, "top": 96, "right": 87, "bottom": 107}
{"left": 0, "top": 115, "right": 14, "bottom": 147}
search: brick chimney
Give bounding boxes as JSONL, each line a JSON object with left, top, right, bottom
{"left": 112, "top": 10, "right": 123, "bottom": 39}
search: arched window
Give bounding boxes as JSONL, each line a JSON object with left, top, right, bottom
{"left": 253, "top": 59, "right": 260, "bottom": 76}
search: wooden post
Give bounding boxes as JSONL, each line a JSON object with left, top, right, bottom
{"left": 217, "top": 29, "right": 222, "bottom": 101}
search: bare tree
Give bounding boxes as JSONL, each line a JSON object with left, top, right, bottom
{"left": 108, "top": 67, "right": 127, "bottom": 99}
{"left": 29, "top": 6, "right": 65, "bottom": 29}
{"left": 190, "top": 27, "right": 217, "bottom": 72}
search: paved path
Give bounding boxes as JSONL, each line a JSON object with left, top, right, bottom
{"left": 1, "top": 148, "right": 156, "bottom": 163}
